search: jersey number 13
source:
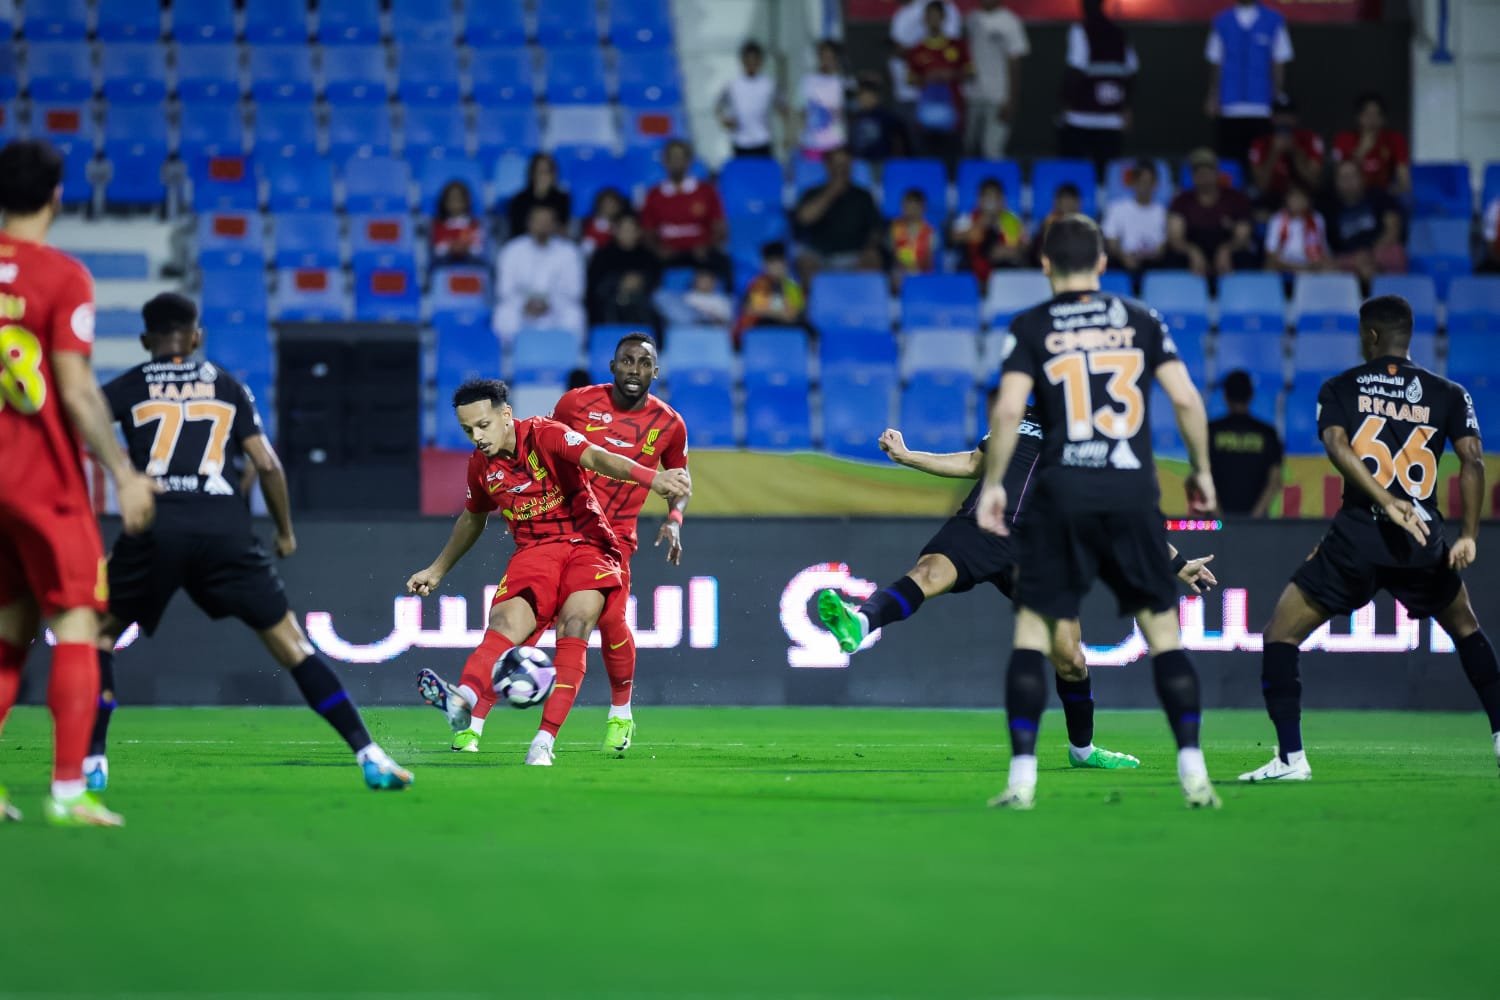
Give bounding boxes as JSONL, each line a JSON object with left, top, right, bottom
{"left": 1043, "top": 349, "right": 1146, "bottom": 442}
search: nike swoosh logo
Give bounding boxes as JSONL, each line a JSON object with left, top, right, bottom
{"left": 609, "top": 639, "right": 629, "bottom": 649}
{"left": 585, "top": 423, "right": 608, "bottom": 431}
{"left": 594, "top": 571, "right": 615, "bottom": 580}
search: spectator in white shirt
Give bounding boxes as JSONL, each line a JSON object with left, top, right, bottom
{"left": 1102, "top": 159, "right": 1168, "bottom": 277}
{"left": 889, "top": 0, "right": 960, "bottom": 117}
{"left": 964, "top": 0, "right": 1029, "bottom": 160}
{"left": 717, "top": 41, "right": 782, "bottom": 159}
{"left": 493, "top": 203, "right": 585, "bottom": 340}
{"left": 1263, "top": 183, "right": 1329, "bottom": 274}
{"left": 798, "top": 40, "right": 849, "bottom": 161}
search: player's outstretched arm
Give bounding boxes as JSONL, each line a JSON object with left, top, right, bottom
{"left": 1321, "top": 425, "right": 1430, "bottom": 545}
{"left": 879, "top": 428, "right": 984, "bottom": 479}
{"left": 51, "top": 351, "right": 160, "bottom": 534}
{"left": 244, "top": 436, "right": 296, "bottom": 557}
{"left": 977, "top": 372, "right": 1031, "bottom": 535}
{"left": 580, "top": 445, "right": 692, "bottom": 503}
{"left": 1450, "top": 435, "right": 1485, "bottom": 569}
{"left": 407, "top": 510, "right": 488, "bottom": 595}
{"left": 1157, "top": 360, "right": 1217, "bottom": 514}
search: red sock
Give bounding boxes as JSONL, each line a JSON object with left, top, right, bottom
{"left": 0, "top": 639, "right": 28, "bottom": 738}
{"left": 458, "top": 630, "right": 514, "bottom": 721}
{"left": 600, "top": 618, "right": 635, "bottom": 708}
{"left": 48, "top": 642, "right": 99, "bottom": 783}
{"left": 539, "top": 637, "right": 587, "bottom": 737}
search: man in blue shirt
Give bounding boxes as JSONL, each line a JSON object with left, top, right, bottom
{"left": 1204, "top": 0, "right": 1294, "bottom": 167}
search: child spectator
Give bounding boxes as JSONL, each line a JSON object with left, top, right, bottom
{"left": 735, "top": 241, "right": 807, "bottom": 346}
{"left": 580, "top": 188, "right": 628, "bottom": 255}
{"left": 681, "top": 268, "right": 734, "bottom": 326}
{"left": 848, "top": 74, "right": 910, "bottom": 164}
{"left": 1263, "top": 183, "right": 1328, "bottom": 274}
{"left": 1102, "top": 160, "right": 1167, "bottom": 276}
{"left": 889, "top": 188, "right": 938, "bottom": 287}
{"left": 798, "top": 40, "right": 848, "bottom": 161}
{"left": 430, "top": 180, "right": 486, "bottom": 267}
{"left": 718, "top": 41, "right": 783, "bottom": 158}
{"left": 952, "top": 178, "right": 1026, "bottom": 289}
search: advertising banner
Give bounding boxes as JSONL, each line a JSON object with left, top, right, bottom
{"left": 846, "top": 0, "right": 1380, "bottom": 25}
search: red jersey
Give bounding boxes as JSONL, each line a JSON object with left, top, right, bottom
{"left": 890, "top": 218, "right": 936, "bottom": 273}
{"left": 1247, "top": 128, "right": 1326, "bottom": 196}
{"left": 905, "top": 37, "right": 972, "bottom": 128}
{"left": 463, "top": 416, "right": 617, "bottom": 552}
{"left": 550, "top": 385, "right": 688, "bottom": 551}
{"left": 639, "top": 178, "right": 724, "bottom": 253}
{"left": 1331, "top": 129, "right": 1409, "bottom": 192}
{"left": 0, "top": 233, "right": 95, "bottom": 507}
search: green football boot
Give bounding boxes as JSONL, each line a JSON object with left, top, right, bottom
{"left": 1069, "top": 747, "right": 1141, "bottom": 769}
{"left": 604, "top": 716, "right": 636, "bottom": 754}
{"left": 0, "top": 782, "right": 20, "bottom": 822}
{"left": 44, "top": 791, "right": 124, "bottom": 828}
{"left": 816, "top": 589, "right": 868, "bottom": 654}
{"left": 452, "top": 729, "right": 481, "bottom": 753}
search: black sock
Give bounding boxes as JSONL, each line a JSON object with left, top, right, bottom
{"left": 1456, "top": 630, "right": 1500, "bottom": 733}
{"left": 1005, "top": 649, "right": 1048, "bottom": 757}
{"left": 290, "top": 654, "right": 372, "bottom": 754}
{"left": 1153, "top": 649, "right": 1202, "bottom": 750}
{"left": 1261, "top": 641, "right": 1303, "bottom": 758}
{"left": 88, "top": 649, "right": 116, "bottom": 758}
{"left": 858, "top": 576, "right": 926, "bottom": 631}
{"left": 1055, "top": 673, "right": 1094, "bottom": 750}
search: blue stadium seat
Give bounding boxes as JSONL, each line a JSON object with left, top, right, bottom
{"left": 742, "top": 327, "right": 810, "bottom": 388}
{"left": 243, "top": 0, "right": 309, "bottom": 45}
{"left": 536, "top": 0, "right": 601, "bottom": 46}
{"left": 547, "top": 107, "right": 621, "bottom": 154}
{"left": 179, "top": 103, "right": 246, "bottom": 158}
{"left": 463, "top": 0, "right": 530, "bottom": 48}
{"left": 901, "top": 330, "right": 978, "bottom": 380}
{"left": 1370, "top": 274, "right": 1439, "bottom": 331}
{"left": 397, "top": 44, "right": 462, "bottom": 105}
{"left": 955, "top": 159, "right": 1023, "bottom": 214}
{"left": 717, "top": 158, "right": 784, "bottom": 219}
{"left": 353, "top": 264, "right": 421, "bottom": 323}
{"left": 349, "top": 214, "right": 416, "bottom": 270}
{"left": 1291, "top": 273, "right": 1361, "bottom": 333}
{"left": 22, "top": 0, "right": 87, "bottom": 40}
{"left": 808, "top": 273, "right": 890, "bottom": 332}
{"left": 273, "top": 213, "right": 341, "bottom": 268}
{"left": 265, "top": 157, "right": 336, "bottom": 212}
{"left": 0, "top": 100, "right": 16, "bottom": 144}
{"left": 555, "top": 151, "right": 626, "bottom": 221}
{"left": 1410, "top": 162, "right": 1472, "bottom": 218}
{"left": 823, "top": 371, "right": 896, "bottom": 462}
{"left": 1104, "top": 157, "right": 1173, "bottom": 207}
{"left": 1099, "top": 271, "right": 1133, "bottom": 297}
{"left": 584, "top": 326, "right": 621, "bottom": 380}
{"left": 26, "top": 43, "right": 93, "bottom": 102}
{"left": 745, "top": 382, "right": 813, "bottom": 451}
{"left": 102, "top": 104, "right": 168, "bottom": 204}
{"left": 172, "top": 0, "right": 236, "bottom": 43}
{"left": 1409, "top": 332, "right": 1439, "bottom": 372}
{"left": 820, "top": 328, "right": 898, "bottom": 382}
{"left": 201, "top": 269, "right": 269, "bottom": 328}
{"left": 489, "top": 151, "right": 530, "bottom": 209}
{"left": 317, "top": 0, "right": 382, "bottom": 45}
{"left": 1149, "top": 384, "right": 1184, "bottom": 459}
{"left": 390, "top": 0, "right": 457, "bottom": 44}
{"left": 0, "top": 46, "right": 15, "bottom": 101}
{"left": 982, "top": 269, "right": 1051, "bottom": 328}
{"left": 469, "top": 48, "right": 536, "bottom": 105}
{"left": 667, "top": 371, "right": 735, "bottom": 447}
{"left": 1291, "top": 331, "right": 1362, "bottom": 379}
{"left": 403, "top": 106, "right": 468, "bottom": 164}
{"left": 1283, "top": 375, "right": 1325, "bottom": 455}
{"left": 95, "top": 309, "right": 141, "bottom": 337}
{"left": 1140, "top": 271, "right": 1209, "bottom": 338}
{"left": 620, "top": 105, "right": 685, "bottom": 151}
{"left": 186, "top": 154, "right": 257, "bottom": 211}
{"left": 901, "top": 375, "right": 972, "bottom": 454}
{"left": 197, "top": 212, "right": 265, "bottom": 271}
{"left": 511, "top": 329, "right": 584, "bottom": 383}
{"left": 1483, "top": 162, "right": 1500, "bottom": 213}
{"left": 322, "top": 45, "right": 388, "bottom": 104}
{"left": 1030, "top": 158, "right": 1098, "bottom": 217}
{"left": 664, "top": 326, "right": 734, "bottom": 376}
{"left": 475, "top": 106, "right": 541, "bottom": 163}
{"left": 103, "top": 100, "right": 167, "bottom": 153}
{"left": 1213, "top": 331, "right": 1285, "bottom": 387}
{"left": 207, "top": 325, "right": 275, "bottom": 383}
{"left": 248, "top": 45, "right": 315, "bottom": 103}
{"left": 74, "top": 251, "right": 149, "bottom": 280}
{"left": 430, "top": 267, "right": 492, "bottom": 319}
{"left": 1171, "top": 329, "right": 1208, "bottom": 383}
{"left": 1445, "top": 276, "right": 1500, "bottom": 336}
{"left": 274, "top": 266, "right": 350, "bottom": 322}
{"left": 342, "top": 155, "right": 410, "bottom": 213}
{"left": 792, "top": 156, "right": 874, "bottom": 197}
{"left": 97, "top": 0, "right": 161, "bottom": 42}
{"left": 433, "top": 315, "right": 501, "bottom": 440}
{"left": 418, "top": 158, "right": 487, "bottom": 214}
{"left": 1216, "top": 273, "right": 1286, "bottom": 334}
{"left": 1447, "top": 334, "right": 1498, "bottom": 394}
{"left": 900, "top": 274, "right": 980, "bottom": 330}
{"left": 253, "top": 104, "right": 320, "bottom": 159}
{"left": 615, "top": 47, "right": 680, "bottom": 107}
{"left": 175, "top": 44, "right": 241, "bottom": 104}
{"left": 100, "top": 43, "right": 168, "bottom": 103}
{"left": 544, "top": 46, "right": 609, "bottom": 104}
{"left": 610, "top": 0, "right": 674, "bottom": 49}
{"left": 327, "top": 104, "right": 394, "bottom": 161}
{"left": 880, "top": 159, "right": 947, "bottom": 224}
{"left": 1408, "top": 219, "right": 1473, "bottom": 297}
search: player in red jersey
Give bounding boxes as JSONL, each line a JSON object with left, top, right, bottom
{"left": 0, "top": 141, "right": 159, "bottom": 827}
{"left": 409, "top": 379, "right": 691, "bottom": 765}
{"left": 543, "top": 332, "right": 688, "bottom": 754}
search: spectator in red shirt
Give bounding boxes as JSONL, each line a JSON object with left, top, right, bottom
{"left": 888, "top": 188, "right": 937, "bottom": 290}
{"left": 1332, "top": 92, "right": 1410, "bottom": 196}
{"left": 1164, "top": 147, "right": 1258, "bottom": 279}
{"left": 431, "top": 180, "right": 486, "bottom": 268}
{"left": 639, "top": 139, "right": 731, "bottom": 287}
{"left": 1247, "top": 94, "right": 1324, "bottom": 209}
{"left": 580, "top": 187, "right": 627, "bottom": 255}
{"left": 905, "top": 0, "right": 973, "bottom": 167}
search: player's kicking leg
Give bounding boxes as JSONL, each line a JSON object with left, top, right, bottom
{"left": 424, "top": 593, "right": 536, "bottom": 753}
{"left": 817, "top": 553, "right": 955, "bottom": 654}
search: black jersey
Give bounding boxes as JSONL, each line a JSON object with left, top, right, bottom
{"left": 957, "top": 411, "right": 1043, "bottom": 527}
{"left": 1001, "top": 290, "right": 1179, "bottom": 511}
{"left": 103, "top": 358, "right": 264, "bottom": 532}
{"left": 1315, "top": 354, "right": 1480, "bottom": 534}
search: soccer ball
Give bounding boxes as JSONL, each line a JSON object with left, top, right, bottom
{"left": 492, "top": 646, "right": 556, "bottom": 709}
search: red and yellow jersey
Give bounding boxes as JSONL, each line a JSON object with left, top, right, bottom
{"left": 551, "top": 384, "right": 689, "bottom": 551}
{"left": 463, "top": 416, "right": 617, "bottom": 552}
{"left": 0, "top": 233, "right": 95, "bottom": 508}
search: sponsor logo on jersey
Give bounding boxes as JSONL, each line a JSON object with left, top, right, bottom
{"left": 1063, "top": 441, "right": 1110, "bottom": 468}
{"left": 0, "top": 263, "right": 18, "bottom": 284}
{"left": 508, "top": 480, "right": 531, "bottom": 493}
{"left": 1405, "top": 377, "right": 1423, "bottom": 404}
{"left": 605, "top": 436, "right": 634, "bottom": 449}
{"left": 587, "top": 411, "right": 613, "bottom": 425}
{"left": 564, "top": 430, "right": 586, "bottom": 447}
{"left": 1108, "top": 440, "right": 1141, "bottom": 470}
{"left": 71, "top": 303, "right": 95, "bottom": 343}
{"left": 1106, "top": 297, "right": 1127, "bottom": 329}
{"left": 1018, "top": 418, "right": 1042, "bottom": 440}
{"left": 1464, "top": 392, "right": 1479, "bottom": 430}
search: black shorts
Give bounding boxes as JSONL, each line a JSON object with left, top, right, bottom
{"left": 918, "top": 516, "right": 1017, "bottom": 597}
{"left": 1292, "top": 511, "right": 1462, "bottom": 619}
{"left": 1015, "top": 507, "right": 1177, "bottom": 620}
{"left": 108, "top": 530, "right": 289, "bottom": 636}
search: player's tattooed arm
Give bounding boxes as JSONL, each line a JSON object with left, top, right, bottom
{"left": 580, "top": 445, "right": 692, "bottom": 502}
{"left": 1321, "top": 425, "right": 1430, "bottom": 546}
{"left": 1450, "top": 435, "right": 1485, "bottom": 570}
{"left": 878, "top": 428, "right": 984, "bottom": 479}
{"left": 244, "top": 435, "right": 296, "bottom": 557}
{"left": 51, "top": 351, "right": 160, "bottom": 534}
{"left": 407, "top": 510, "right": 488, "bottom": 595}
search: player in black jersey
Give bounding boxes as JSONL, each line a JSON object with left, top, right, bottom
{"left": 815, "top": 412, "right": 1218, "bottom": 769}
{"left": 85, "top": 294, "right": 412, "bottom": 791}
{"left": 1242, "top": 295, "right": 1500, "bottom": 782}
{"left": 978, "top": 215, "right": 1222, "bottom": 809}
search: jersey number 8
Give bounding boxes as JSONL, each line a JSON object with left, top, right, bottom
{"left": 0, "top": 325, "right": 48, "bottom": 415}
{"left": 1351, "top": 415, "right": 1437, "bottom": 501}
{"left": 1042, "top": 349, "right": 1146, "bottom": 442}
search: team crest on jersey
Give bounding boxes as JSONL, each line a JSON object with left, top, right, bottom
{"left": 1405, "top": 377, "right": 1423, "bottom": 404}
{"left": 527, "top": 451, "right": 548, "bottom": 480}
{"left": 642, "top": 427, "right": 661, "bottom": 456}
{"left": 199, "top": 362, "right": 218, "bottom": 382}
{"left": 587, "top": 411, "right": 613, "bottom": 425}
{"left": 564, "top": 430, "right": 586, "bottom": 447}
{"left": 1106, "top": 298, "right": 1127, "bottom": 329}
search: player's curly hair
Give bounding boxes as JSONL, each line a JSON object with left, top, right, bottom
{"left": 452, "top": 378, "right": 510, "bottom": 409}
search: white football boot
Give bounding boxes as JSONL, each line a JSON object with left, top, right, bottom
{"left": 1238, "top": 747, "right": 1312, "bottom": 782}
{"left": 524, "top": 735, "right": 556, "bottom": 767}
{"left": 1181, "top": 774, "right": 1223, "bottom": 808}
{"left": 987, "top": 784, "right": 1036, "bottom": 810}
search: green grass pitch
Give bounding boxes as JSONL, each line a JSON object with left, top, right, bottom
{"left": 2, "top": 706, "right": 1496, "bottom": 999}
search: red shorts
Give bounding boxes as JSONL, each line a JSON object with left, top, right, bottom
{"left": 0, "top": 496, "right": 107, "bottom": 618}
{"left": 491, "top": 540, "right": 622, "bottom": 625}
{"left": 524, "top": 542, "right": 635, "bottom": 642}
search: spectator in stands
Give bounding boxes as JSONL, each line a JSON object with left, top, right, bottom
{"left": 640, "top": 139, "right": 730, "bottom": 286}
{"left": 505, "top": 153, "right": 571, "bottom": 239}
{"left": 1030, "top": 183, "right": 1082, "bottom": 266}
{"left": 494, "top": 203, "right": 585, "bottom": 340}
{"left": 1482, "top": 193, "right": 1500, "bottom": 273}
{"left": 1264, "top": 182, "right": 1329, "bottom": 275}
{"left": 848, "top": 74, "right": 911, "bottom": 163}
{"left": 1058, "top": 0, "right": 1136, "bottom": 168}
{"left": 1203, "top": 0, "right": 1292, "bottom": 166}
{"left": 1247, "top": 94, "right": 1324, "bottom": 210}
{"left": 889, "top": 188, "right": 938, "bottom": 290}
{"left": 580, "top": 187, "right": 627, "bottom": 255}
{"left": 792, "top": 146, "right": 883, "bottom": 285}
{"left": 1331, "top": 92, "right": 1411, "bottom": 196}
{"left": 798, "top": 40, "right": 849, "bottom": 161}
{"left": 1164, "top": 148, "right": 1257, "bottom": 278}
{"left": 905, "top": 1, "right": 973, "bottom": 167}
{"left": 1208, "top": 370, "right": 1283, "bottom": 518}
{"left": 681, "top": 268, "right": 734, "bottom": 326}
{"left": 890, "top": 0, "right": 961, "bottom": 129}
{"left": 965, "top": 0, "right": 1029, "bottom": 161}
{"left": 718, "top": 41, "right": 783, "bottom": 159}
{"left": 1102, "top": 160, "right": 1167, "bottom": 278}
{"left": 430, "top": 180, "right": 486, "bottom": 268}
{"left": 953, "top": 178, "right": 1027, "bottom": 290}
{"left": 735, "top": 241, "right": 806, "bottom": 346}
{"left": 586, "top": 211, "right": 662, "bottom": 331}
{"left": 1322, "top": 158, "right": 1406, "bottom": 284}
{"left": 567, "top": 368, "right": 592, "bottom": 391}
